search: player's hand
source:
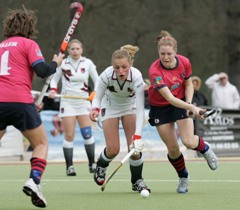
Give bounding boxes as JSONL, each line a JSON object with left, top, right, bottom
{"left": 88, "top": 91, "right": 96, "bottom": 101}
{"left": 35, "top": 102, "right": 44, "bottom": 112}
{"left": 53, "top": 53, "right": 65, "bottom": 67}
{"left": 129, "top": 135, "right": 144, "bottom": 155}
{"left": 48, "top": 89, "right": 57, "bottom": 99}
{"left": 89, "top": 107, "right": 99, "bottom": 122}
{"left": 188, "top": 104, "right": 206, "bottom": 119}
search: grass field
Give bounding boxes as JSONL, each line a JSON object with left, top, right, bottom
{"left": 0, "top": 159, "right": 240, "bottom": 210}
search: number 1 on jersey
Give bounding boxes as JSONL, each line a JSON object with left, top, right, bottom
{"left": 0, "top": 50, "right": 11, "bottom": 75}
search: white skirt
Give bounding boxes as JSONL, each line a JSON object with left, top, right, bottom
{"left": 100, "top": 96, "right": 136, "bottom": 121}
{"left": 59, "top": 98, "right": 92, "bottom": 118}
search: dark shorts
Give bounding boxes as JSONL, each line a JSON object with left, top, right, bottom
{"left": 148, "top": 104, "right": 188, "bottom": 126}
{"left": 0, "top": 102, "right": 42, "bottom": 131}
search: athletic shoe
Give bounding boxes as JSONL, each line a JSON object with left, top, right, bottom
{"left": 203, "top": 142, "right": 218, "bottom": 170}
{"left": 67, "top": 165, "right": 76, "bottom": 176}
{"left": 89, "top": 163, "right": 97, "bottom": 173}
{"left": 94, "top": 165, "right": 107, "bottom": 185}
{"left": 22, "top": 178, "right": 47, "bottom": 208}
{"left": 132, "top": 179, "right": 151, "bottom": 193}
{"left": 177, "top": 177, "right": 189, "bottom": 193}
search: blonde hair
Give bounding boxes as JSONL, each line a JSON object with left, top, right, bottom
{"left": 192, "top": 76, "right": 202, "bottom": 91}
{"left": 154, "top": 30, "right": 177, "bottom": 52}
{"left": 120, "top": 44, "right": 139, "bottom": 61}
{"left": 111, "top": 49, "right": 132, "bottom": 65}
{"left": 68, "top": 39, "right": 83, "bottom": 49}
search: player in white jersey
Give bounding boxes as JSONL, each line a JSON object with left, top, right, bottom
{"left": 49, "top": 39, "right": 98, "bottom": 175}
{"left": 89, "top": 46, "right": 151, "bottom": 193}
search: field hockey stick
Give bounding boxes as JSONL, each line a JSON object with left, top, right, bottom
{"left": 36, "top": 2, "right": 83, "bottom": 106}
{"left": 101, "top": 148, "right": 135, "bottom": 192}
{"left": 31, "top": 90, "right": 89, "bottom": 100}
{"left": 189, "top": 109, "right": 216, "bottom": 118}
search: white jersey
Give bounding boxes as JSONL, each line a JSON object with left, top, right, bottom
{"left": 50, "top": 56, "right": 98, "bottom": 117}
{"left": 92, "top": 66, "right": 145, "bottom": 135}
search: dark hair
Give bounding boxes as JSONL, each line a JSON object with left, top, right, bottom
{"left": 3, "top": 9, "right": 38, "bottom": 39}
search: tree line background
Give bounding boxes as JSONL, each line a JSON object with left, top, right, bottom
{"left": 0, "top": 0, "right": 240, "bottom": 103}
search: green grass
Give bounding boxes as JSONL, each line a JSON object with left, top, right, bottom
{"left": 1, "top": 160, "right": 240, "bottom": 210}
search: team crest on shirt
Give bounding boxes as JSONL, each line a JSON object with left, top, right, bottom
{"left": 35, "top": 49, "right": 42, "bottom": 56}
{"left": 81, "top": 68, "right": 85, "bottom": 73}
{"left": 107, "top": 86, "right": 117, "bottom": 92}
{"left": 153, "top": 76, "right": 163, "bottom": 85}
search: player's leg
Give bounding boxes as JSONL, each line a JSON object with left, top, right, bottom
{"left": 122, "top": 114, "right": 151, "bottom": 193}
{"left": 22, "top": 124, "right": 48, "bottom": 207}
{"left": 156, "top": 122, "right": 189, "bottom": 193}
{"left": 77, "top": 115, "right": 96, "bottom": 173}
{"left": 94, "top": 118, "right": 120, "bottom": 185}
{"left": 177, "top": 118, "right": 218, "bottom": 170}
{"left": 62, "top": 116, "right": 77, "bottom": 176}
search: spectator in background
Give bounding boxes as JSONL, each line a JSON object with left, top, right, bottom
{"left": 205, "top": 72, "right": 240, "bottom": 109}
{"left": 192, "top": 76, "right": 208, "bottom": 106}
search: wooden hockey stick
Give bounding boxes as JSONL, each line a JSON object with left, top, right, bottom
{"left": 101, "top": 149, "right": 135, "bottom": 192}
{"left": 31, "top": 90, "right": 89, "bottom": 100}
{"left": 36, "top": 2, "right": 83, "bottom": 105}
{"left": 189, "top": 109, "right": 216, "bottom": 119}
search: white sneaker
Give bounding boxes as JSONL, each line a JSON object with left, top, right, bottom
{"left": 89, "top": 163, "right": 97, "bottom": 173}
{"left": 203, "top": 142, "right": 218, "bottom": 170}
{"left": 67, "top": 165, "right": 76, "bottom": 176}
{"left": 177, "top": 177, "right": 189, "bottom": 193}
{"left": 22, "top": 178, "right": 47, "bottom": 208}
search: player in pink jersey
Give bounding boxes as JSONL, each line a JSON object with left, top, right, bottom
{"left": 0, "top": 9, "right": 64, "bottom": 208}
{"left": 148, "top": 30, "right": 218, "bottom": 193}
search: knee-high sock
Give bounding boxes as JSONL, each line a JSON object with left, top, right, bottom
{"left": 63, "top": 140, "right": 74, "bottom": 169}
{"left": 84, "top": 136, "right": 95, "bottom": 165}
{"left": 193, "top": 137, "right": 209, "bottom": 154}
{"left": 30, "top": 157, "right": 47, "bottom": 185}
{"left": 129, "top": 152, "right": 144, "bottom": 184}
{"left": 168, "top": 153, "right": 188, "bottom": 178}
{"left": 97, "top": 148, "right": 113, "bottom": 168}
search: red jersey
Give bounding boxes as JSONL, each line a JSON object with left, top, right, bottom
{"left": 0, "top": 36, "right": 44, "bottom": 103}
{"left": 148, "top": 54, "right": 192, "bottom": 106}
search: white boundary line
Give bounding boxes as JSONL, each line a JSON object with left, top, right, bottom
{"left": 0, "top": 179, "right": 240, "bottom": 183}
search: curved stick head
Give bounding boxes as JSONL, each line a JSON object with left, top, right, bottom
{"left": 70, "top": 2, "right": 83, "bottom": 13}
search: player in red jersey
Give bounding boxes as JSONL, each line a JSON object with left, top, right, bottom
{"left": 148, "top": 30, "right": 218, "bottom": 193}
{"left": 0, "top": 9, "right": 64, "bottom": 208}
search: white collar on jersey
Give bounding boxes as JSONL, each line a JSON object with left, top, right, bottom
{"left": 111, "top": 68, "right": 133, "bottom": 82}
{"left": 65, "top": 56, "right": 85, "bottom": 64}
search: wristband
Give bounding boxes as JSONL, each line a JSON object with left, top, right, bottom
{"left": 92, "top": 107, "right": 100, "bottom": 112}
{"left": 50, "top": 88, "right": 58, "bottom": 93}
{"left": 133, "top": 135, "right": 141, "bottom": 140}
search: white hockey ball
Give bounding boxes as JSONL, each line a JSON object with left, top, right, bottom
{"left": 140, "top": 189, "right": 149, "bottom": 198}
